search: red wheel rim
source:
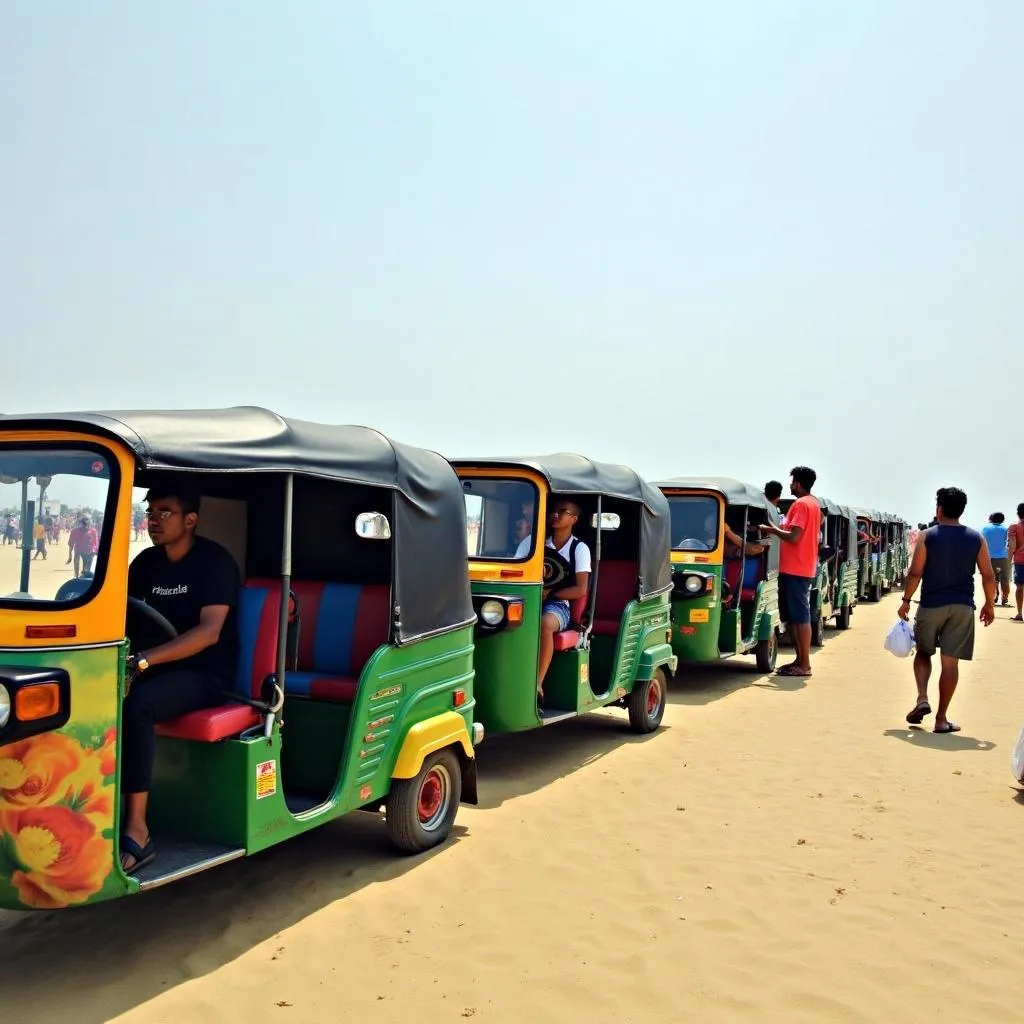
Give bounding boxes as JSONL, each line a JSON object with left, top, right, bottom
{"left": 647, "top": 678, "right": 661, "bottom": 717}
{"left": 418, "top": 769, "right": 444, "bottom": 824}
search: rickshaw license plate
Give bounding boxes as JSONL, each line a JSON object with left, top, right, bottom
{"left": 689, "top": 609, "right": 709, "bottom": 623}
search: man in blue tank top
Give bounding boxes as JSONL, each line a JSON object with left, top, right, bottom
{"left": 898, "top": 487, "right": 996, "bottom": 733}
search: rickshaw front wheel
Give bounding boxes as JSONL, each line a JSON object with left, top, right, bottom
{"left": 837, "top": 603, "right": 852, "bottom": 630}
{"left": 386, "top": 748, "right": 462, "bottom": 854}
{"left": 627, "top": 667, "right": 667, "bottom": 734}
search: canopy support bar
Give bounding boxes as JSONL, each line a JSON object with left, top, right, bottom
{"left": 266, "top": 472, "right": 293, "bottom": 739}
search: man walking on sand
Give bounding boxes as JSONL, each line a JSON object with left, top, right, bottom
{"left": 900, "top": 487, "right": 995, "bottom": 733}
{"left": 1007, "top": 504, "right": 1024, "bottom": 622}
{"left": 981, "top": 512, "right": 1010, "bottom": 606}
{"left": 760, "top": 466, "right": 821, "bottom": 678}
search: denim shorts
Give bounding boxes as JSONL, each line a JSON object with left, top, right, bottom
{"left": 779, "top": 573, "right": 813, "bottom": 625}
{"left": 1015, "top": 563, "right": 1024, "bottom": 586}
{"left": 542, "top": 601, "right": 570, "bottom": 630}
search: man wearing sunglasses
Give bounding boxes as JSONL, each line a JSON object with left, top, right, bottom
{"left": 538, "top": 498, "right": 591, "bottom": 703}
{"left": 119, "top": 484, "right": 240, "bottom": 874}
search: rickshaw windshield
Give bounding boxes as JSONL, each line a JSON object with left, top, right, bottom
{"left": 0, "top": 445, "right": 117, "bottom": 606}
{"left": 461, "top": 477, "right": 539, "bottom": 560}
{"left": 667, "top": 495, "right": 719, "bottom": 552}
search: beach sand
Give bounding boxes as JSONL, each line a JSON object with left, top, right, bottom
{"left": 1, "top": 554, "right": 1022, "bottom": 1023}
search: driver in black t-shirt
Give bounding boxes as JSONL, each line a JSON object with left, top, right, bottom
{"left": 120, "top": 484, "right": 240, "bottom": 874}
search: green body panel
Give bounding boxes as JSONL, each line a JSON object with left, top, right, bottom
{"left": 0, "top": 644, "right": 137, "bottom": 911}
{"left": 153, "top": 625, "right": 476, "bottom": 856}
{"left": 858, "top": 552, "right": 884, "bottom": 597}
{"left": 470, "top": 583, "right": 543, "bottom": 732}
{"left": 671, "top": 563, "right": 780, "bottom": 666}
{"left": 815, "top": 560, "right": 859, "bottom": 622}
{"left": 471, "top": 580, "right": 674, "bottom": 733}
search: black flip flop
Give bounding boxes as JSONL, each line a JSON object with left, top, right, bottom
{"left": 120, "top": 834, "right": 156, "bottom": 874}
{"left": 906, "top": 700, "right": 931, "bottom": 725}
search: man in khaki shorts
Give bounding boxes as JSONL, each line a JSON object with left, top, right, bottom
{"left": 898, "top": 486, "right": 995, "bottom": 733}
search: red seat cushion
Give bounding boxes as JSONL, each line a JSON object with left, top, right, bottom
{"left": 155, "top": 583, "right": 280, "bottom": 743}
{"left": 308, "top": 676, "right": 359, "bottom": 702}
{"left": 553, "top": 630, "right": 579, "bottom": 652}
{"left": 740, "top": 587, "right": 758, "bottom": 603}
{"left": 156, "top": 703, "right": 260, "bottom": 742}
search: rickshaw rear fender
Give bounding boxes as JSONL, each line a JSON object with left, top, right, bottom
{"left": 635, "top": 643, "right": 677, "bottom": 681}
{"left": 391, "top": 711, "right": 477, "bottom": 803}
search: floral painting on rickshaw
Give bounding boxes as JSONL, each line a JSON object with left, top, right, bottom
{"left": 0, "top": 647, "right": 123, "bottom": 910}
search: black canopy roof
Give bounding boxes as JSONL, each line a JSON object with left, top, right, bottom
{"left": 655, "top": 476, "right": 776, "bottom": 512}
{"left": 453, "top": 453, "right": 672, "bottom": 598}
{"left": 0, "top": 407, "right": 474, "bottom": 643}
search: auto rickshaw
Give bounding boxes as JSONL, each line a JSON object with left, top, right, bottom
{"left": 887, "top": 515, "right": 910, "bottom": 586}
{"left": 815, "top": 500, "right": 859, "bottom": 637}
{"left": 855, "top": 509, "right": 887, "bottom": 601}
{"left": 452, "top": 455, "right": 677, "bottom": 734}
{"left": 656, "top": 478, "right": 781, "bottom": 672}
{"left": 0, "top": 408, "right": 482, "bottom": 911}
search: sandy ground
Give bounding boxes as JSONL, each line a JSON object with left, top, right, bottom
{"left": 2, "top": 560, "right": 1023, "bottom": 1023}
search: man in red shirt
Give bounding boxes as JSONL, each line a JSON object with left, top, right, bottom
{"left": 760, "top": 466, "right": 822, "bottom": 677}
{"left": 1006, "top": 503, "right": 1024, "bottom": 621}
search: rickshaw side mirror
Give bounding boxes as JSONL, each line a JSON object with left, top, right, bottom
{"left": 354, "top": 512, "right": 392, "bottom": 540}
{"left": 592, "top": 512, "right": 621, "bottom": 530}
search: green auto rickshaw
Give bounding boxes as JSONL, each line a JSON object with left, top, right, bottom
{"left": 855, "top": 509, "right": 885, "bottom": 601}
{"left": 0, "top": 408, "right": 483, "bottom": 911}
{"left": 453, "top": 455, "right": 677, "bottom": 734}
{"left": 815, "top": 499, "right": 859, "bottom": 637}
{"left": 656, "top": 478, "right": 782, "bottom": 672}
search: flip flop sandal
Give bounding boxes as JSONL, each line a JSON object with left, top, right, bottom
{"left": 119, "top": 834, "right": 156, "bottom": 874}
{"left": 777, "top": 665, "right": 812, "bottom": 678}
{"left": 933, "top": 721, "right": 961, "bottom": 734}
{"left": 906, "top": 700, "right": 932, "bottom": 724}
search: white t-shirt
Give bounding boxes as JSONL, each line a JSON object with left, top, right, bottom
{"left": 514, "top": 536, "right": 532, "bottom": 559}
{"left": 545, "top": 534, "right": 592, "bottom": 610}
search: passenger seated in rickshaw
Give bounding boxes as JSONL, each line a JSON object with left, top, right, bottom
{"left": 537, "top": 499, "right": 591, "bottom": 703}
{"left": 721, "top": 525, "right": 767, "bottom": 609}
{"left": 120, "top": 485, "right": 240, "bottom": 873}
{"left": 513, "top": 515, "right": 532, "bottom": 558}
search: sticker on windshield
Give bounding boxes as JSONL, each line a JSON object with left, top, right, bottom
{"left": 256, "top": 759, "right": 277, "bottom": 800}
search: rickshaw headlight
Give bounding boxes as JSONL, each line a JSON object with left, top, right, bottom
{"left": 0, "top": 684, "right": 10, "bottom": 728}
{"left": 479, "top": 600, "right": 505, "bottom": 626}
{"left": 684, "top": 575, "right": 703, "bottom": 594}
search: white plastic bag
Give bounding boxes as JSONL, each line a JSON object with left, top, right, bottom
{"left": 1011, "top": 727, "right": 1024, "bottom": 784}
{"left": 883, "top": 619, "right": 915, "bottom": 658}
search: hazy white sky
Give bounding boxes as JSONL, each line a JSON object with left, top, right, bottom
{"left": 2, "top": 2, "right": 1021, "bottom": 528}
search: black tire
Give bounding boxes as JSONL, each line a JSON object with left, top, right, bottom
{"left": 755, "top": 628, "right": 778, "bottom": 673}
{"left": 627, "top": 668, "right": 667, "bottom": 733}
{"left": 386, "top": 748, "right": 462, "bottom": 854}
{"left": 837, "top": 602, "right": 852, "bottom": 630}
{"left": 870, "top": 582, "right": 882, "bottom": 602}
{"left": 810, "top": 611, "right": 824, "bottom": 647}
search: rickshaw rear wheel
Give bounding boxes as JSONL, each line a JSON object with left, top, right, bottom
{"left": 627, "top": 667, "right": 667, "bottom": 733}
{"left": 869, "top": 582, "right": 882, "bottom": 602}
{"left": 386, "top": 748, "right": 462, "bottom": 854}
{"left": 837, "top": 602, "right": 852, "bottom": 630}
{"left": 755, "top": 628, "right": 778, "bottom": 673}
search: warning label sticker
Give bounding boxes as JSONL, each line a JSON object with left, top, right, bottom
{"left": 256, "top": 759, "right": 277, "bottom": 800}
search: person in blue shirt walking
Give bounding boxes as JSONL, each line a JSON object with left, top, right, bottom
{"left": 981, "top": 512, "right": 1010, "bottom": 607}
{"left": 898, "top": 487, "right": 996, "bottom": 734}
